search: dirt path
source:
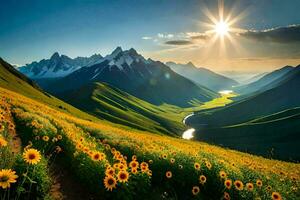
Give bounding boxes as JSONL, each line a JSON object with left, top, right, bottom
{"left": 50, "top": 162, "right": 98, "bottom": 200}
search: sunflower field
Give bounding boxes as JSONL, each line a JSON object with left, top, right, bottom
{"left": 0, "top": 87, "right": 299, "bottom": 200}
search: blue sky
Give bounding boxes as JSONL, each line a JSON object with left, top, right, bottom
{"left": 1, "top": 0, "right": 300, "bottom": 72}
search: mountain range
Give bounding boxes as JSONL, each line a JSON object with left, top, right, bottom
{"left": 166, "top": 61, "right": 238, "bottom": 91}
{"left": 43, "top": 47, "right": 218, "bottom": 107}
{"left": 19, "top": 52, "right": 103, "bottom": 78}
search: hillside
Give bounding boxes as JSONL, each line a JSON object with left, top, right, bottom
{"left": 45, "top": 48, "right": 218, "bottom": 107}
{"left": 61, "top": 82, "right": 187, "bottom": 135}
{"left": 0, "top": 58, "right": 99, "bottom": 121}
{"left": 186, "top": 65, "right": 300, "bottom": 160}
{"left": 235, "top": 65, "right": 293, "bottom": 95}
{"left": 166, "top": 62, "right": 238, "bottom": 91}
{"left": 1, "top": 84, "right": 299, "bottom": 200}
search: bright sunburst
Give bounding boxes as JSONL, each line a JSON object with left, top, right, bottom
{"left": 214, "top": 20, "right": 229, "bottom": 36}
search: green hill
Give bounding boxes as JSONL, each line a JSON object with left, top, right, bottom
{"left": 0, "top": 58, "right": 101, "bottom": 122}
{"left": 61, "top": 82, "right": 187, "bottom": 135}
{"left": 186, "top": 66, "right": 300, "bottom": 161}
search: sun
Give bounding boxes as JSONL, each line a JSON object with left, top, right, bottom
{"left": 214, "top": 21, "right": 229, "bottom": 36}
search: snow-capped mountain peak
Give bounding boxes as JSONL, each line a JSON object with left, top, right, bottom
{"left": 18, "top": 52, "right": 103, "bottom": 78}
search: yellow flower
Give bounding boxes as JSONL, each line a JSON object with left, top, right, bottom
{"left": 129, "top": 160, "right": 139, "bottom": 169}
{"left": 199, "top": 175, "right": 207, "bottom": 184}
{"left": 192, "top": 186, "right": 200, "bottom": 195}
{"left": 42, "top": 135, "right": 49, "bottom": 142}
{"left": 103, "top": 176, "right": 117, "bottom": 191}
{"left": 117, "top": 171, "right": 129, "bottom": 183}
{"left": 224, "top": 179, "right": 232, "bottom": 189}
{"left": 105, "top": 167, "right": 115, "bottom": 176}
{"left": 224, "top": 192, "right": 230, "bottom": 200}
{"left": 57, "top": 135, "right": 63, "bottom": 140}
{"left": 234, "top": 180, "right": 244, "bottom": 191}
{"left": 271, "top": 192, "right": 282, "bottom": 200}
{"left": 246, "top": 183, "right": 254, "bottom": 191}
{"left": 256, "top": 179, "right": 262, "bottom": 187}
{"left": 131, "top": 168, "right": 138, "bottom": 174}
{"left": 91, "top": 152, "right": 101, "bottom": 161}
{"left": 194, "top": 162, "right": 201, "bottom": 170}
{"left": 0, "top": 169, "right": 18, "bottom": 189}
{"left": 219, "top": 171, "right": 227, "bottom": 179}
{"left": 166, "top": 171, "right": 172, "bottom": 179}
{"left": 0, "top": 136, "right": 8, "bottom": 147}
{"left": 170, "top": 158, "right": 175, "bottom": 164}
{"left": 23, "top": 148, "right": 41, "bottom": 165}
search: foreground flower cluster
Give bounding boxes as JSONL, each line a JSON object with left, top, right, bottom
{"left": 0, "top": 87, "right": 299, "bottom": 199}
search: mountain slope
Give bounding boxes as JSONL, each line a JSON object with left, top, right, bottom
{"left": 18, "top": 52, "right": 103, "bottom": 78}
{"left": 186, "top": 65, "right": 300, "bottom": 160}
{"left": 46, "top": 47, "right": 218, "bottom": 107}
{"left": 0, "top": 57, "right": 100, "bottom": 121}
{"left": 235, "top": 65, "right": 293, "bottom": 95}
{"left": 61, "top": 82, "right": 186, "bottom": 135}
{"left": 166, "top": 61, "right": 238, "bottom": 91}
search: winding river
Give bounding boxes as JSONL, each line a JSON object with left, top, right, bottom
{"left": 181, "top": 90, "right": 234, "bottom": 140}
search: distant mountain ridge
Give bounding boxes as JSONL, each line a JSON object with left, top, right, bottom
{"left": 166, "top": 61, "right": 238, "bottom": 91}
{"left": 18, "top": 52, "right": 103, "bottom": 78}
{"left": 45, "top": 47, "right": 218, "bottom": 107}
{"left": 186, "top": 64, "right": 300, "bottom": 161}
{"left": 235, "top": 65, "right": 294, "bottom": 95}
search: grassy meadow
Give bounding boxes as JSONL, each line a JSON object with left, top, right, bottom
{"left": 0, "top": 87, "right": 299, "bottom": 199}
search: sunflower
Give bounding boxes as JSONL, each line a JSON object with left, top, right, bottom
{"left": 256, "top": 179, "right": 263, "bottom": 187}
{"left": 199, "top": 175, "right": 207, "bottom": 184}
{"left": 194, "top": 162, "right": 201, "bottom": 170}
{"left": 91, "top": 152, "right": 101, "bottom": 161}
{"left": 170, "top": 158, "right": 175, "bottom": 164}
{"left": 224, "top": 192, "right": 230, "bottom": 200}
{"left": 162, "top": 154, "right": 167, "bottom": 159}
{"left": 271, "top": 192, "right": 282, "bottom": 200}
{"left": 132, "top": 155, "right": 137, "bottom": 160}
{"left": 103, "top": 176, "right": 117, "bottom": 191}
{"left": 234, "top": 180, "right": 244, "bottom": 191}
{"left": 106, "top": 167, "right": 115, "bottom": 176}
{"left": 117, "top": 171, "right": 129, "bottom": 183}
{"left": 246, "top": 183, "right": 254, "bottom": 191}
{"left": 205, "top": 161, "right": 212, "bottom": 170}
{"left": 57, "top": 135, "right": 63, "bottom": 140}
{"left": 0, "top": 169, "right": 18, "bottom": 189}
{"left": 148, "top": 160, "right": 153, "bottom": 164}
{"left": 179, "top": 164, "right": 183, "bottom": 169}
{"left": 224, "top": 179, "right": 232, "bottom": 189}
{"left": 0, "top": 137, "right": 8, "bottom": 147}
{"left": 131, "top": 168, "right": 138, "bottom": 174}
{"left": 129, "top": 160, "right": 139, "bottom": 169}
{"left": 166, "top": 171, "right": 172, "bottom": 179}
{"left": 266, "top": 185, "right": 272, "bottom": 191}
{"left": 192, "top": 186, "right": 200, "bottom": 195}
{"left": 219, "top": 171, "right": 227, "bottom": 179}
{"left": 23, "top": 148, "right": 41, "bottom": 165}
{"left": 42, "top": 135, "right": 49, "bottom": 142}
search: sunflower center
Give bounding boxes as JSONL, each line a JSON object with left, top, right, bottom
{"left": 108, "top": 179, "right": 114, "bottom": 185}
{"left": 29, "top": 153, "right": 36, "bottom": 160}
{"left": 0, "top": 175, "right": 9, "bottom": 182}
{"left": 120, "top": 174, "right": 126, "bottom": 179}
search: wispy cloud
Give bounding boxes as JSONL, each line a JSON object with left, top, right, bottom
{"left": 157, "top": 33, "right": 174, "bottom": 39}
{"left": 238, "top": 24, "right": 300, "bottom": 43}
{"left": 142, "top": 36, "right": 152, "bottom": 40}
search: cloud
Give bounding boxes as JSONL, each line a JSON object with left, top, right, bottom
{"left": 165, "top": 40, "right": 194, "bottom": 45}
{"left": 157, "top": 33, "right": 174, "bottom": 39}
{"left": 142, "top": 36, "right": 152, "bottom": 40}
{"left": 238, "top": 24, "right": 300, "bottom": 43}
